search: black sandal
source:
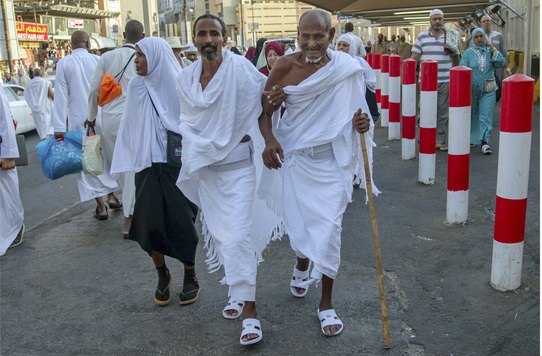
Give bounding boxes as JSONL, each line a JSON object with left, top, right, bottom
{"left": 93, "top": 206, "right": 108, "bottom": 220}
{"left": 108, "top": 197, "right": 123, "bottom": 210}
{"left": 154, "top": 268, "right": 172, "bottom": 306}
{"left": 179, "top": 270, "right": 201, "bottom": 305}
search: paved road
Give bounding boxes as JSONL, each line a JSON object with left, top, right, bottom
{"left": 1, "top": 104, "right": 539, "bottom": 355}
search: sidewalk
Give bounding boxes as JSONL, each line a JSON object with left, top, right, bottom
{"left": 1, "top": 104, "right": 539, "bottom": 355}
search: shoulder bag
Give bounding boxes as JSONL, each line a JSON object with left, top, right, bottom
{"left": 148, "top": 94, "right": 182, "bottom": 168}
{"left": 98, "top": 49, "right": 136, "bottom": 106}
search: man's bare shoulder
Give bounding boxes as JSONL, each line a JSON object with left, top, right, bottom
{"left": 273, "top": 52, "right": 302, "bottom": 73}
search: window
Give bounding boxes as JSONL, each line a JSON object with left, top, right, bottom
{"left": 3, "top": 87, "right": 18, "bottom": 102}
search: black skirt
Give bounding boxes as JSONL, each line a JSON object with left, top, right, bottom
{"left": 129, "top": 163, "right": 199, "bottom": 265}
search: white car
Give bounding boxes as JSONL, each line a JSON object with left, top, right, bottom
{"left": 2, "top": 84, "right": 35, "bottom": 134}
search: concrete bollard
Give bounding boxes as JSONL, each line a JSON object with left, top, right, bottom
{"left": 446, "top": 66, "right": 472, "bottom": 224}
{"left": 380, "top": 54, "right": 390, "bottom": 128}
{"left": 373, "top": 53, "right": 382, "bottom": 115}
{"left": 418, "top": 59, "right": 438, "bottom": 185}
{"left": 401, "top": 59, "right": 417, "bottom": 160}
{"left": 388, "top": 55, "right": 401, "bottom": 141}
{"left": 491, "top": 74, "right": 535, "bottom": 291}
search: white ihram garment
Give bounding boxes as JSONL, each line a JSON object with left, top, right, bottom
{"left": 24, "top": 77, "right": 54, "bottom": 139}
{"left": 88, "top": 44, "right": 137, "bottom": 217}
{"left": 272, "top": 50, "right": 379, "bottom": 282}
{"left": 52, "top": 48, "right": 118, "bottom": 202}
{"left": 176, "top": 50, "right": 282, "bottom": 302}
{"left": 0, "top": 89, "right": 24, "bottom": 255}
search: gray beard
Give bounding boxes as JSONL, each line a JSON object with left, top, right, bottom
{"left": 202, "top": 51, "right": 218, "bottom": 61}
{"left": 305, "top": 56, "right": 323, "bottom": 64}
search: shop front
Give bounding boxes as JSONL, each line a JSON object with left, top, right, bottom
{"left": 15, "top": 22, "right": 48, "bottom": 68}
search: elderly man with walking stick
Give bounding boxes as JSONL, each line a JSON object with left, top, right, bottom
{"left": 259, "top": 9, "right": 379, "bottom": 337}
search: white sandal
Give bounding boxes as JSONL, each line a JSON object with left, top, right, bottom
{"left": 290, "top": 262, "right": 311, "bottom": 298}
{"left": 222, "top": 297, "right": 245, "bottom": 320}
{"left": 239, "top": 318, "right": 263, "bottom": 345}
{"left": 317, "top": 308, "right": 344, "bottom": 336}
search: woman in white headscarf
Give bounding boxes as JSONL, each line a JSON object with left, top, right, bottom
{"left": 111, "top": 37, "right": 201, "bottom": 307}
{"left": 335, "top": 34, "right": 380, "bottom": 121}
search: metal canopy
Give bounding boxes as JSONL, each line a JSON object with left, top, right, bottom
{"left": 300, "top": 0, "right": 492, "bottom": 26}
{"left": 14, "top": 4, "right": 120, "bottom": 19}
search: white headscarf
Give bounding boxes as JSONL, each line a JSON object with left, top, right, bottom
{"left": 111, "top": 37, "right": 182, "bottom": 176}
{"left": 137, "top": 37, "right": 183, "bottom": 132}
{"left": 336, "top": 34, "right": 357, "bottom": 58}
{"left": 336, "top": 34, "right": 376, "bottom": 93}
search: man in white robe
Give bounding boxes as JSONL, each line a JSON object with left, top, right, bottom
{"left": 259, "top": 9, "right": 376, "bottom": 337}
{"left": 176, "top": 14, "right": 284, "bottom": 346}
{"left": 24, "top": 68, "right": 54, "bottom": 139}
{"left": 0, "top": 88, "right": 25, "bottom": 255}
{"left": 53, "top": 30, "right": 119, "bottom": 220}
{"left": 86, "top": 21, "right": 144, "bottom": 235}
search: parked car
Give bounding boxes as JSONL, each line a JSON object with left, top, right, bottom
{"left": 2, "top": 84, "right": 35, "bottom": 134}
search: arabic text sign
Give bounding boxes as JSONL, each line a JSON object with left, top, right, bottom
{"left": 16, "top": 22, "right": 49, "bottom": 41}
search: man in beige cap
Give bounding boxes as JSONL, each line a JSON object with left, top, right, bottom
{"left": 182, "top": 43, "right": 199, "bottom": 63}
{"left": 164, "top": 36, "right": 192, "bottom": 68}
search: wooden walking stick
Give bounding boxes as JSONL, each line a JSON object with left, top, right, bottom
{"left": 360, "top": 132, "right": 391, "bottom": 349}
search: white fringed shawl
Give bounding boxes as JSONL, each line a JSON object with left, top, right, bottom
{"left": 275, "top": 49, "right": 379, "bottom": 201}
{"left": 176, "top": 50, "right": 284, "bottom": 273}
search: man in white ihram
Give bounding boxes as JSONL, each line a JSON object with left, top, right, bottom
{"left": 53, "top": 30, "right": 120, "bottom": 221}
{"left": 0, "top": 88, "right": 25, "bottom": 254}
{"left": 24, "top": 67, "right": 54, "bottom": 140}
{"left": 86, "top": 20, "right": 145, "bottom": 235}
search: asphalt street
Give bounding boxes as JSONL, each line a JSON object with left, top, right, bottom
{"left": 1, "top": 103, "right": 539, "bottom": 355}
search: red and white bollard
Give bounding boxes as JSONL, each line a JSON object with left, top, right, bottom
{"left": 418, "top": 59, "right": 438, "bottom": 185}
{"left": 402, "top": 59, "right": 417, "bottom": 160}
{"left": 380, "top": 54, "right": 390, "bottom": 127}
{"left": 373, "top": 53, "right": 381, "bottom": 114}
{"left": 491, "top": 74, "right": 535, "bottom": 291}
{"left": 446, "top": 66, "right": 472, "bottom": 224}
{"left": 388, "top": 55, "right": 401, "bottom": 140}
{"left": 366, "top": 53, "right": 373, "bottom": 67}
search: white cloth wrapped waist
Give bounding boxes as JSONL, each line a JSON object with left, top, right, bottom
{"left": 290, "top": 142, "right": 334, "bottom": 160}
{"left": 208, "top": 140, "right": 253, "bottom": 172}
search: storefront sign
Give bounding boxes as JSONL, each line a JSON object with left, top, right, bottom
{"left": 68, "top": 19, "right": 84, "bottom": 28}
{"left": 16, "top": 22, "right": 49, "bottom": 41}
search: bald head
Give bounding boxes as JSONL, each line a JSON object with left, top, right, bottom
{"left": 124, "top": 20, "right": 145, "bottom": 44}
{"left": 33, "top": 68, "right": 42, "bottom": 77}
{"left": 71, "top": 30, "right": 90, "bottom": 49}
{"left": 299, "top": 9, "right": 332, "bottom": 32}
{"left": 481, "top": 15, "right": 492, "bottom": 34}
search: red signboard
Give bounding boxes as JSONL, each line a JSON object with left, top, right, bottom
{"left": 16, "top": 22, "right": 49, "bottom": 41}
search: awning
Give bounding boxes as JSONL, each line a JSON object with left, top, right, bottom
{"left": 301, "top": 0, "right": 492, "bottom": 27}
{"left": 14, "top": 4, "right": 120, "bottom": 20}
{"left": 90, "top": 36, "right": 117, "bottom": 50}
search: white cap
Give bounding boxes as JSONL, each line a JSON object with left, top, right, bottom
{"left": 429, "top": 9, "right": 444, "bottom": 18}
{"left": 183, "top": 42, "right": 198, "bottom": 53}
{"left": 164, "top": 36, "right": 186, "bottom": 49}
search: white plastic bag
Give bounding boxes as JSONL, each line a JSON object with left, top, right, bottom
{"left": 82, "top": 127, "right": 104, "bottom": 176}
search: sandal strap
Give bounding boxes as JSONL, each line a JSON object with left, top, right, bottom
{"left": 240, "top": 318, "right": 262, "bottom": 337}
{"left": 317, "top": 308, "right": 344, "bottom": 335}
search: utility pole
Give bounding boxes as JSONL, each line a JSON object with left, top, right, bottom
{"left": 251, "top": 0, "right": 255, "bottom": 46}
{"left": 1, "top": 0, "right": 13, "bottom": 74}
{"left": 183, "top": 0, "right": 188, "bottom": 44}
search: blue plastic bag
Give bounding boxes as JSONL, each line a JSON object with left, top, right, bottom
{"left": 36, "top": 131, "right": 84, "bottom": 180}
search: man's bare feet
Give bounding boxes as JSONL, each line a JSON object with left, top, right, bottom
{"left": 122, "top": 215, "right": 132, "bottom": 236}
{"left": 241, "top": 302, "right": 260, "bottom": 343}
{"left": 293, "top": 257, "right": 310, "bottom": 295}
{"left": 106, "top": 193, "right": 122, "bottom": 209}
{"left": 319, "top": 276, "right": 342, "bottom": 336}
